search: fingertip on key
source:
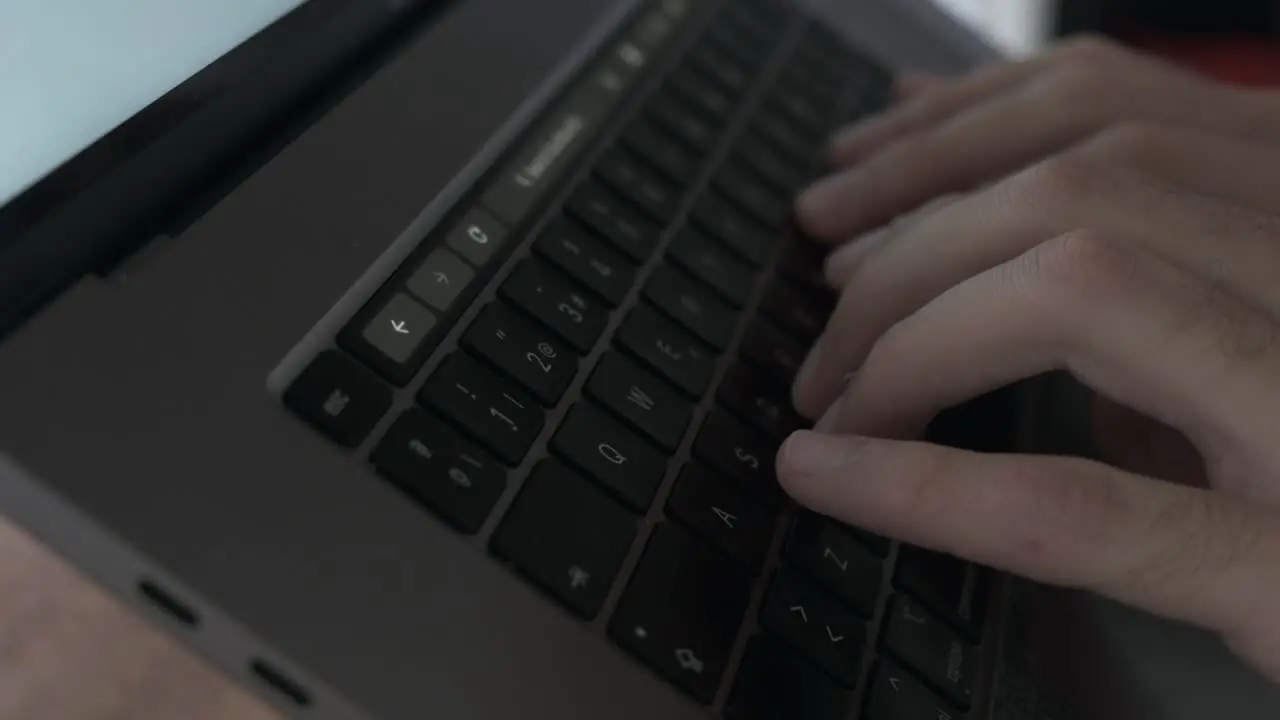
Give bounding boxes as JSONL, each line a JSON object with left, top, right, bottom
{"left": 795, "top": 175, "right": 850, "bottom": 241}
{"left": 778, "top": 430, "right": 870, "bottom": 485}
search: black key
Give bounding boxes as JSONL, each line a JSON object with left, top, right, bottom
{"left": 895, "top": 547, "right": 989, "bottom": 641}
{"left": 740, "top": 317, "right": 807, "bottom": 385}
{"left": 882, "top": 596, "right": 976, "bottom": 710}
{"left": 850, "top": 65, "right": 895, "bottom": 123}
{"left": 666, "top": 463, "right": 778, "bottom": 571}
{"left": 646, "top": 92, "right": 719, "bottom": 155}
{"left": 587, "top": 353, "right": 693, "bottom": 451}
{"left": 622, "top": 119, "right": 701, "bottom": 186}
{"left": 668, "top": 67, "right": 737, "bottom": 123}
{"left": 552, "top": 402, "right": 667, "bottom": 512}
{"left": 567, "top": 181, "right": 661, "bottom": 262}
{"left": 691, "top": 195, "right": 774, "bottom": 266}
{"left": 609, "top": 524, "right": 752, "bottom": 704}
{"left": 733, "top": 132, "right": 812, "bottom": 194}
{"left": 718, "top": 362, "right": 804, "bottom": 441}
{"left": 791, "top": 45, "right": 852, "bottom": 92}
{"left": 617, "top": 304, "right": 716, "bottom": 398}
{"left": 853, "top": 528, "right": 893, "bottom": 557}
{"left": 284, "top": 350, "right": 392, "bottom": 447}
{"left": 500, "top": 259, "right": 608, "bottom": 353}
{"left": 666, "top": 227, "right": 757, "bottom": 307}
{"left": 723, "top": 2, "right": 787, "bottom": 40}
{"left": 778, "top": 63, "right": 844, "bottom": 109}
{"left": 786, "top": 512, "right": 883, "bottom": 617}
{"left": 491, "top": 461, "right": 637, "bottom": 618}
{"left": 727, "top": 636, "right": 852, "bottom": 720}
{"left": 462, "top": 303, "right": 576, "bottom": 406}
{"left": 713, "top": 162, "right": 792, "bottom": 230}
{"left": 594, "top": 148, "right": 683, "bottom": 224}
{"left": 766, "top": 87, "right": 833, "bottom": 139}
{"left": 535, "top": 218, "right": 636, "bottom": 306}
{"left": 760, "top": 570, "right": 867, "bottom": 686}
{"left": 643, "top": 264, "right": 738, "bottom": 350}
{"left": 777, "top": 236, "right": 832, "bottom": 291}
{"left": 694, "top": 409, "right": 782, "bottom": 504}
{"left": 752, "top": 110, "right": 820, "bottom": 165}
{"left": 373, "top": 409, "right": 506, "bottom": 534}
{"left": 688, "top": 43, "right": 755, "bottom": 93}
{"left": 418, "top": 353, "right": 543, "bottom": 465}
{"left": 761, "top": 278, "right": 830, "bottom": 342}
{"left": 866, "top": 661, "right": 967, "bottom": 720}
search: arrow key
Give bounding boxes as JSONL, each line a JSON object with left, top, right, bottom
{"left": 866, "top": 660, "right": 966, "bottom": 720}
{"left": 760, "top": 570, "right": 867, "bottom": 687}
{"left": 408, "top": 247, "right": 475, "bottom": 312}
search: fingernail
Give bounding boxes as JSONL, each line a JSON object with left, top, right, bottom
{"left": 780, "top": 430, "right": 865, "bottom": 475}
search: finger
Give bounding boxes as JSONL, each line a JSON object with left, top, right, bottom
{"left": 825, "top": 40, "right": 1097, "bottom": 167}
{"left": 820, "top": 233, "right": 1280, "bottom": 478}
{"left": 894, "top": 71, "right": 946, "bottom": 102}
{"left": 1075, "top": 123, "right": 1280, "bottom": 217}
{"left": 793, "top": 157, "right": 1280, "bottom": 419}
{"left": 823, "top": 193, "right": 964, "bottom": 288}
{"left": 777, "top": 430, "right": 1280, "bottom": 640}
{"left": 801, "top": 64, "right": 1266, "bottom": 242}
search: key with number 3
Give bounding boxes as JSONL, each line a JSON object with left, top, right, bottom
{"left": 500, "top": 259, "right": 609, "bottom": 352}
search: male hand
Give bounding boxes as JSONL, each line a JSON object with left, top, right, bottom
{"left": 778, "top": 38, "right": 1280, "bottom": 683}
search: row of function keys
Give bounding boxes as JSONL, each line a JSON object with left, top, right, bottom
{"left": 334, "top": 0, "right": 876, "bottom": 390}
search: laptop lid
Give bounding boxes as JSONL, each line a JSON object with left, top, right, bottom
{"left": 0, "top": 0, "right": 448, "bottom": 337}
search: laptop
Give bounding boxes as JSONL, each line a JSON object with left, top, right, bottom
{"left": 0, "top": 0, "right": 1275, "bottom": 718}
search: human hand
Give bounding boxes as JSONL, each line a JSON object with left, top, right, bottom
{"left": 799, "top": 37, "right": 1280, "bottom": 289}
{"left": 778, "top": 43, "right": 1280, "bottom": 684}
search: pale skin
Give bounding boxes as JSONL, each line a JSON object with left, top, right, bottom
{"left": 776, "top": 36, "right": 1280, "bottom": 684}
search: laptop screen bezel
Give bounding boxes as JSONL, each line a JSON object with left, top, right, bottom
{"left": 0, "top": 0, "right": 448, "bottom": 336}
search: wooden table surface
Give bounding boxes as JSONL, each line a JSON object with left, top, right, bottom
{"left": 0, "top": 516, "right": 278, "bottom": 720}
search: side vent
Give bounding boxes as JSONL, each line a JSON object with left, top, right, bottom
{"left": 137, "top": 578, "right": 200, "bottom": 628}
{"left": 251, "top": 658, "right": 313, "bottom": 708}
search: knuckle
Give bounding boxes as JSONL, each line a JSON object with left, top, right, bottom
{"left": 1134, "top": 494, "right": 1265, "bottom": 603}
{"left": 1026, "top": 230, "right": 1139, "bottom": 300}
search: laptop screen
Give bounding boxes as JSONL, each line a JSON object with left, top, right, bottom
{"left": 0, "top": 0, "right": 309, "bottom": 207}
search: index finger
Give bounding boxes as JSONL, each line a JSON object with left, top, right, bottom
{"left": 776, "top": 431, "right": 1280, "bottom": 640}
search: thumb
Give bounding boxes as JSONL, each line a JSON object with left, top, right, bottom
{"left": 777, "top": 431, "right": 1280, "bottom": 649}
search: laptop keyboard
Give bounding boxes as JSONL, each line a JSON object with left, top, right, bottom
{"left": 283, "top": 1, "right": 991, "bottom": 717}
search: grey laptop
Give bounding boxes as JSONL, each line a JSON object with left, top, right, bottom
{"left": 0, "top": 1, "right": 1276, "bottom": 718}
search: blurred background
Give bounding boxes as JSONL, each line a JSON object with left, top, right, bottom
{"left": 933, "top": 0, "right": 1054, "bottom": 55}
{"left": 935, "top": 0, "right": 1280, "bottom": 84}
